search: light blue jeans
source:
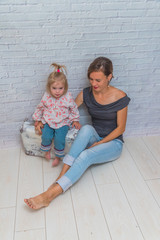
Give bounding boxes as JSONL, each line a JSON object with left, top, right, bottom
{"left": 57, "top": 125, "right": 123, "bottom": 192}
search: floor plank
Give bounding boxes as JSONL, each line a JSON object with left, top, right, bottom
{"left": 0, "top": 135, "right": 160, "bottom": 240}
{"left": 113, "top": 146, "right": 160, "bottom": 240}
{"left": 0, "top": 148, "right": 20, "bottom": 208}
{"left": 44, "top": 172, "right": 79, "bottom": 240}
{"left": 0, "top": 207, "right": 15, "bottom": 240}
{"left": 97, "top": 183, "right": 144, "bottom": 240}
{"left": 147, "top": 179, "right": 160, "bottom": 207}
{"left": 43, "top": 156, "right": 63, "bottom": 175}
{"left": 71, "top": 169, "right": 112, "bottom": 240}
{"left": 15, "top": 150, "right": 45, "bottom": 231}
{"left": 91, "top": 161, "right": 119, "bottom": 185}
{"left": 142, "top": 136, "right": 160, "bottom": 164}
{"left": 15, "top": 229, "right": 46, "bottom": 240}
{"left": 125, "top": 137, "right": 160, "bottom": 180}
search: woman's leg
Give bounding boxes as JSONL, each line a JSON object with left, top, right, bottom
{"left": 57, "top": 139, "right": 123, "bottom": 192}
{"left": 24, "top": 183, "right": 63, "bottom": 210}
{"left": 63, "top": 124, "right": 101, "bottom": 166}
{"left": 57, "top": 124, "right": 101, "bottom": 178}
{"left": 24, "top": 139, "right": 123, "bottom": 210}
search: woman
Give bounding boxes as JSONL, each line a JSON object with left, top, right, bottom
{"left": 24, "top": 57, "right": 130, "bottom": 209}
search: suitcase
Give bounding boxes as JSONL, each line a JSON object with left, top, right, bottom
{"left": 20, "top": 120, "right": 79, "bottom": 158}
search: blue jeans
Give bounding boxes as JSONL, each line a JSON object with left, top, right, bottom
{"left": 41, "top": 124, "right": 69, "bottom": 157}
{"left": 57, "top": 125, "right": 123, "bottom": 191}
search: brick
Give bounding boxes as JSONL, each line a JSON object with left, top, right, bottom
{"left": 0, "top": 0, "right": 160, "bottom": 148}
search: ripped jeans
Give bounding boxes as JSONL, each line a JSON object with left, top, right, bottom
{"left": 57, "top": 125, "right": 123, "bottom": 192}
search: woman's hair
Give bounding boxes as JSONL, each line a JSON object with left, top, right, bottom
{"left": 87, "top": 57, "right": 113, "bottom": 79}
{"left": 46, "top": 63, "right": 68, "bottom": 95}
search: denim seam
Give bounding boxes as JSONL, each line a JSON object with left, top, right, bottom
{"left": 63, "top": 154, "right": 75, "bottom": 166}
{"left": 56, "top": 176, "right": 73, "bottom": 192}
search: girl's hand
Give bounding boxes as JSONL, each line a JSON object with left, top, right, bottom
{"left": 34, "top": 121, "right": 39, "bottom": 127}
{"left": 72, "top": 121, "right": 81, "bottom": 129}
{"left": 35, "top": 121, "right": 44, "bottom": 135}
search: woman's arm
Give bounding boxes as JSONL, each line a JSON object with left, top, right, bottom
{"left": 75, "top": 90, "right": 83, "bottom": 107}
{"left": 71, "top": 91, "right": 83, "bottom": 129}
{"left": 89, "top": 106, "right": 128, "bottom": 148}
{"left": 68, "top": 93, "right": 81, "bottom": 129}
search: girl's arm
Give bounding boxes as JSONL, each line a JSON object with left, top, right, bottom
{"left": 35, "top": 121, "right": 44, "bottom": 135}
{"left": 33, "top": 94, "right": 46, "bottom": 134}
{"left": 89, "top": 106, "right": 128, "bottom": 148}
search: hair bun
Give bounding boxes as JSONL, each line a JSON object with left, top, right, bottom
{"left": 50, "top": 63, "right": 67, "bottom": 74}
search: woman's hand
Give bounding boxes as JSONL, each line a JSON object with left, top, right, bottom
{"left": 72, "top": 121, "right": 81, "bottom": 129}
{"left": 34, "top": 121, "right": 44, "bottom": 135}
{"left": 88, "top": 141, "right": 102, "bottom": 149}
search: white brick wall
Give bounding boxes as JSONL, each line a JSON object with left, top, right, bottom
{"left": 1, "top": 0, "right": 160, "bottom": 148}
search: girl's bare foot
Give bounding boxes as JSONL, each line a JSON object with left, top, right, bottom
{"left": 52, "top": 156, "right": 60, "bottom": 167}
{"left": 24, "top": 184, "right": 62, "bottom": 210}
{"left": 45, "top": 151, "right": 51, "bottom": 160}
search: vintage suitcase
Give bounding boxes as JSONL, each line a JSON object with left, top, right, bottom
{"left": 20, "top": 120, "right": 79, "bottom": 158}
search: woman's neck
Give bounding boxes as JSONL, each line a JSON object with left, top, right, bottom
{"left": 92, "top": 85, "right": 111, "bottom": 96}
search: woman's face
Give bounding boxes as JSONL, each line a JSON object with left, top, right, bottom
{"left": 50, "top": 81, "right": 65, "bottom": 98}
{"left": 89, "top": 71, "right": 111, "bottom": 92}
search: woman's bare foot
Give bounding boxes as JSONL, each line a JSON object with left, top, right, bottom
{"left": 45, "top": 151, "right": 51, "bottom": 160}
{"left": 52, "top": 156, "right": 60, "bottom": 167}
{"left": 24, "top": 193, "right": 50, "bottom": 209}
{"left": 24, "top": 183, "right": 63, "bottom": 210}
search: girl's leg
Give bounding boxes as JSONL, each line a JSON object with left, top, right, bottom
{"left": 52, "top": 125, "right": 69, "bottom": 166}
{"left": 57, "top": 139, "right": 123, "bottom": 192}
{"left": 63, "top": 125, "right": 101, "bottom": 166}
{"left": 45, "top": 151, "right": 51, "bottom": 160}
{"left": 41, "top": 124, "right": 55, "bottom": 160}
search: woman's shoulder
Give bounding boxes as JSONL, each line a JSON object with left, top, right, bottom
{"left": 83, "top": 87, "right": 91, "bottom": 98}
{"left": 109, "top": 87, "right": 130, "bottom": 109}
{"left": 83, "top": 86, "right": 90, "bottom": 92}
{"left": 110, "top": 86, "right": 127, "bottom": 101}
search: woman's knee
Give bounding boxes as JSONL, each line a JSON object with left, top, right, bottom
{"left": 75, "top": 149, "right": 91, "bottom": 166}
{"left": 79, "top": 124, "right": 95, "bottom": 137}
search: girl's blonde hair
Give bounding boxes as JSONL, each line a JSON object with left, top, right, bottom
{"left": 46, "top": 63, "right": 68, "bottom": 95}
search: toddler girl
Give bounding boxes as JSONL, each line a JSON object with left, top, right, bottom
{"left": 33, "top": 63, "right": 80, "bottom": 166}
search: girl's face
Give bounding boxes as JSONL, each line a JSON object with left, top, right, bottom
{"left": 50, "top": 81, "right": 65, "bottom": 98}
{"left": 89, "top": 71, "right": 111, "bottom": 92}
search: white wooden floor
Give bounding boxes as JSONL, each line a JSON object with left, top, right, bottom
{"left": 0, "top": 135, "right": 160, "bottom": 240}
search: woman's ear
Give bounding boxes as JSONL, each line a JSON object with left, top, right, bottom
{"left": 108, "top": 73, "right": 113, "bottom": 81}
